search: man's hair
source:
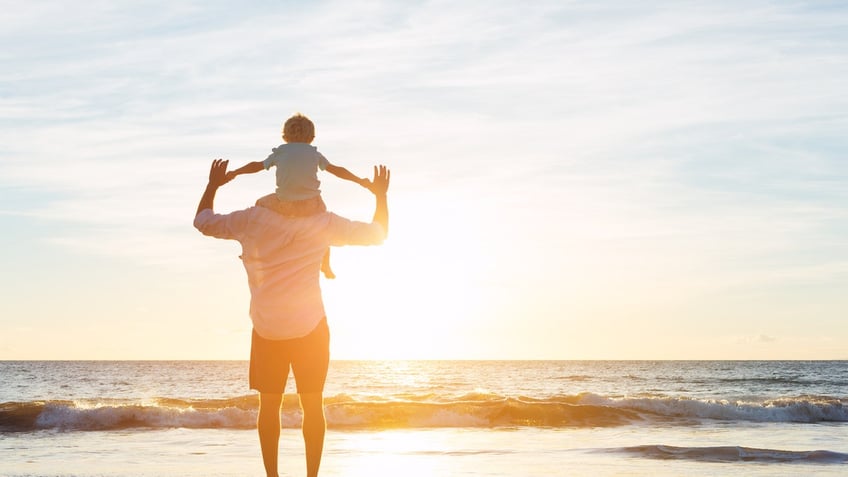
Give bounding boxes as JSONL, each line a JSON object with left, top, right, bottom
{"left": 282, "top": 113, "right": 315, "bottom": 143}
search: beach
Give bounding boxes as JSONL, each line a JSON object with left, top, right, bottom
{"left": 2, "top": 360, "right": 846, "bottom": 476}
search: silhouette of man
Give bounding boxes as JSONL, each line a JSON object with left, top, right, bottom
{"left": 194, "top": 158, "right": 390, "bottom": 477}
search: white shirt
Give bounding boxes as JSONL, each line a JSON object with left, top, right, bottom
{"left": 263, "top": 143, "right": 331, "bottom": 201}
{"left": 194, "top": 207, "right": 385, "bottom": 340}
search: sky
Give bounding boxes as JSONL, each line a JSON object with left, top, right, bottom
{"left": 1, "top": 0, "right": 846, "bottom": 360}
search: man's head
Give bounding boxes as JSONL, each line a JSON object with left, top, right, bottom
{"left": 282, "top": 113, "right": 315, "bottom": 144}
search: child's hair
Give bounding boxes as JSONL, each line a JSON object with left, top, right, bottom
{"left": 282, "top": 113, "right": 315, "bottom": 143}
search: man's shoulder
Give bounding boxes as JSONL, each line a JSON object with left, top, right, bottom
{"left": 202, "top": 206, "right": 266, "bottom": 223}
{"left": 194, "top": 207, "right": 258, "bottom": 239}
{"left": 323, "top": 211, "right": 354, "bottom": 223}
{"left": 252, "top": 208, "right": 336, "bottom": 227}
{"left": 216, "top": 206, "right": 291, "bottom": 235}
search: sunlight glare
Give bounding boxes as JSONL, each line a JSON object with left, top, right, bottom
{"left": 322, "top": 195, "right": 487, "bottom": 359}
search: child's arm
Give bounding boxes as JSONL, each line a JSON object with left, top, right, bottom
{"left": 225, "top": 161, "right": 264, "bottom": 181}
{"left": 325, "top": 163, "right": 370, "bottom": 188}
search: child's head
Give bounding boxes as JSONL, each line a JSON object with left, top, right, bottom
{"left": 282, "top": 113, "right": 315, "bottom": 143}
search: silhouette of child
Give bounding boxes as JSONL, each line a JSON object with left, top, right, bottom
{"left": 226, "top": 113, "right": 370, "bottom": 278}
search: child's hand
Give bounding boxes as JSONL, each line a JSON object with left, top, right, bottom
{"left": 358, "top": 177, "right": 373, "bottom": 189}
{"left": 225, "top": 171, "right": 238, "bottom": 182}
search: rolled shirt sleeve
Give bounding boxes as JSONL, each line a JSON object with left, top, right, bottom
{"left": 193, "top": 208, "right": 251, "bottom": 241}
{"left": 326, "top": 213, "right": 386, "bottom": 246}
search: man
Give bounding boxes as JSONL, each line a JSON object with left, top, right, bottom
{"left": 194, "top": 158, "right": 390, "bottom": 477}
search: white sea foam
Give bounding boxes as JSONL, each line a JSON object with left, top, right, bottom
{"left": 0, "top": 391, "right": 842, "bottom": 433}
{"left": 33, "top": 402, "right": 258, "bottom": 431}
{"left": 3, "top": 361, "right": 846, "bottom": 435}
{"left": 578, "top": 393, "right": 848, "bottom": 423}
{"left": 7, "top": 393, "right": 837, "bottom": 433}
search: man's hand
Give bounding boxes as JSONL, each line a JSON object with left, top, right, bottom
{"left": 196, "top": 159, "right": 230, "bottom": 217}
{"left": 208, "top": 158, "right": 231, "bottom": 188}
{"left": 368, "top": 165, "right": 390, "bottom": 236}
{"left": 366, "top": 165, "right": 390, "bottom": 196}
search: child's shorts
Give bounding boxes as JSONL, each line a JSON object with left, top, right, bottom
{"left": 255, "top": 194, "right": 327, "bottom": 217}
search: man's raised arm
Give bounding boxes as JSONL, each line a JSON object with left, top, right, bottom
{"left": 367, "top": 165, "right": 390, "bottom": 235}
{"left": 195, "top": 158, "right": 230, "bottom": 218}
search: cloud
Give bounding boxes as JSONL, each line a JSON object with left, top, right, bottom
{"left": 731, "top": 334, "right": 778, "bottom": 345}
{"left": 1, "top": 0, "right": 846, "bottom": 280}
{"left": 1, "top": 0, "right": 847, "bottom": 359}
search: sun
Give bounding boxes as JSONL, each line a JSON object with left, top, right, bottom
{"left": 320, "top": 195, "right": 487, "bottom": 360}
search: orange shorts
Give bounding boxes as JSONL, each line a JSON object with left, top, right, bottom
{"left": 249, "top": 318, "right": 330, "bottom": 394}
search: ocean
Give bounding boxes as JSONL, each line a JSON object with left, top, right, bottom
{"left": 1, "top": 360, "right": 846, "bottom": 476}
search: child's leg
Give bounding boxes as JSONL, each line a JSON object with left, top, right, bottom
{"left": 321, "top": 248, "right": 335, "bottom": 279}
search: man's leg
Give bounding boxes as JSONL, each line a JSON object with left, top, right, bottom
{"left": 258, "top": 392, "right": 283, "bottom": 477}
{"left": 290, "top": 318, "right": 330, "bottom": 477}
{"left": 299, "top": 392, "right": 326, "bottom": 477}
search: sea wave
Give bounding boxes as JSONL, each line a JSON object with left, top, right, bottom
{"left": 611, "top": 445, "right": 848, "bottom": 464}
{"left": 578, "top": 392, "right": 848, "bottom": 423}
{"left": 1, "top": 392, "right": 846, "bottom": 432}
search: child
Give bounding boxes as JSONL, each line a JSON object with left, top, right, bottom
{"left": 226, "top": 113, "right": 370, "bottom": 279}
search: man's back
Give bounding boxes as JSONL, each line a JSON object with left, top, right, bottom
{"left": 194, "top": 206, "right": 385, "bottom": 340}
